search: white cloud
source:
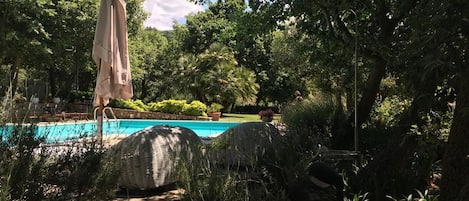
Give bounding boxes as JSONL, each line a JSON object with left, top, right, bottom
{"left": 143, "top": 0, "right": 204, "bottom": 31}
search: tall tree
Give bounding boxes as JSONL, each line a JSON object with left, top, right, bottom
{"left": 187, "top": 0, "right": 302, "bottom": 105}
{"left": 0, "top": 0, "right": 146, "bottom": 100}
{"left": 435, "top": 0, "right": 469, "bottom": 200}
{"left": 40, "top": 0, "right": 99, "bottom": 98}
{"left": 0, "top": 0, "right": 53, "bottom": 97}
{"left": 250, "top": 0, "right": 468, "bottom": 199}
{"left": 268, "top": 29, "right": 313, "bottom": 103}
{"left": 128, "top": 28, "right": 168, "bottom": 101}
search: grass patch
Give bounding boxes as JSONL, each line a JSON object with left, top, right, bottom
{"left": 220, "top": 113, "right": 280, "bottom": 122}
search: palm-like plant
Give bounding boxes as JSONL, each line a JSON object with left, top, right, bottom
{"left": 177, "top": 43, "right": 259, "bottom": 106}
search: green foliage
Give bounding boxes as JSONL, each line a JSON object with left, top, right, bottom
{"left": 281, "top": 95, "right": 346, "bottom": 149}
{"left": 207, "top": 102, "right": 223, "bottom": 113}
{"left": 0, "top": 124, "right": 45, "bottom": 200}
{"left": 256, "top": 135, "right": 320, "bottom": 201}
{"left": 182, "top": 100, "right": 207, "bottom": 116}
{"left": 0, "top": 87, "right": 14, "bottom": 124}
{"left": 181, "top": 1, "right": 279, "bottom": 105}
{"left": 148, "top": 99, "right": 186, "bottom": 114}
{"left": 178, "top": 161, "right": 254, "bottom": 201}
{"left": 344, "top": 192, "right": 370, "bottom": 201}
{"left": 131, "top": 99, "right": 149, "bottom": 112}
{"left": 128, "top": 28, "right": 169, "bottom": 101}
{"left": 109, "top": 99, "right": 148, "bottom": 112}
{"left": 125, "top": 0, "right": 147, "bottom": 36}
{"left": 66, "top": 90, "right": 94, "bottom": 103}
{"left": 176, "top": 43, "right": 259, "bottom": 107}
{"left": 3, "top": 0, "right": 467, "bottom": 198}
{"left": 109, "top": 98, "right": 209, "bottom": 116}
{"left": 0, "top": 124, "right": 119, "bottom": 200}
{"left": 208, "top": 135, "right": 230, "bottom": 150}
{"left": 0, "top": 92, "right": 119, "bottom": 200}
{"left": 43, "top": 141, "right": 119, "bottom": 200}
{"left": 266, "top": 29, "right": 314, "bottom": 103}
{"left": 0, "top": 0, "right": 146, "bottom": 102}
{"left": 176, "top": 120, "right": 344, "bottom": 201}
{"left": 386, "top": 189, "right": 439, "bottom": 201}
{"left": 370, "top": 95, "right": 411, "bottom": 127}
{"left": 176, "top": 142, "right": 290, "bottom": 201}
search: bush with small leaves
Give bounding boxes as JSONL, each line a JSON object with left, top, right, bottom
{"left": 182, "top": 100, "right": 207, "bottom": 116}
{"left": 109, "top": 99, "right": 149, "bottom": 112}
{"left": 148, "top": 99, "right": 186, "bottom": 114}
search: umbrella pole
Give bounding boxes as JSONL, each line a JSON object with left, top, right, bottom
{"left": 97, "top": 96, "right": 104, "bottom": 145}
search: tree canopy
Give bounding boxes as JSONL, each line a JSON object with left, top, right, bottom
{"left": 1, "top": 0, "right": 468, "bottom": 199}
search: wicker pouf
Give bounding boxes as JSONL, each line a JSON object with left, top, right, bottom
{"left": 210, "top": 122, "right": 281, "bottom": 167}
{"left": 110, "top": 125, "right": 202, "bottom": 190}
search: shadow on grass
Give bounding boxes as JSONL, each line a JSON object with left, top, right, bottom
{"left": 220, "top": 113, "right": 261, "bottom": 122}
{"left": 115, "top": 183, "right": 181, "bottom": 200}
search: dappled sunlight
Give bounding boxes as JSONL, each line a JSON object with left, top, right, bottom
{"left": 109, "top": 125, "right": 202, "bottom": 190}
{"left": 209, "top": 122, "right": 282, "bottom": 167}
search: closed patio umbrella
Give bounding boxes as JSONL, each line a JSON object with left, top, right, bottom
{"left": 92, "top": 0, "right": 133, "bottom": 144}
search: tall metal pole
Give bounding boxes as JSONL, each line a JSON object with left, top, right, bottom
{"left": 97, "top": 60, "right": 103, "bottom": 146}
{"left": 350, "top": 9, "right": 359, "bottom": 152}
{"left": 97, "top": 96, "right": 103, "bottom": 145}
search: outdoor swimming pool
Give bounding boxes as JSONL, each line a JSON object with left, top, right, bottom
{"left": 1, "top": 119, "right": 241, "bottom": 142}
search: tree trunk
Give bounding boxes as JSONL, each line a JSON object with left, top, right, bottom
{"left": 440, "top": 69, "right": 469, "bottom": 201}
{"left": 0, "top": 2, "right": 8, "bottom": 64}
{"left": 140, "top": 77, "right": 147, "bottom": 100}
{"left": 349, "top": 56, "right": 386, "bottom": 128}
{"left": 9, "top": 57, "right": 22, "bottom": 98}
{"left": 352, "top": 80, "right": 439, "bottom": 200}
{"left": 48, "top": 68, "right": 57, "bottom": 99}
{"left": 9, "top": 64, "right": 18, "bottom": 98}
{"left": 333, "top": 57, "right": 387, "bottom": 149}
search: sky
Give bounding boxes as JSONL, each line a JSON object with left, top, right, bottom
{"left": 143, "top": 0, "right": 205, "bottom": 31}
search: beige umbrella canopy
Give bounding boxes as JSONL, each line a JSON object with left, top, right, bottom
{"left": 92, "top": 0, "right": 133, "bottom": 107}
{"left": 92, "top": 0, "right": 133, "bottom": 143}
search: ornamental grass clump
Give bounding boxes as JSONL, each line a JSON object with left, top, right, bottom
{"left": 281, "top": 95, "right": 346, "bottom": 150}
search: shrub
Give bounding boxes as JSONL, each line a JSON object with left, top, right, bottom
{"left": 66, "top": 91, "right": 94, "bottom": 103}
{"left": 207, "top": 103, "right": 223, "bottom": 113}
{"left": 44, "top": 142, "right": 119, "bottom": 200}
{"left": 176, "top": 122, "right": 324, "bottom": 201}
{"left": 108, "top": 98, "right": 212, "bottom": 117}
{"left": 1, "top": 91, "right": 119, "bottom": 200}
{"left": 0, "top": 123, "right": 119, "bottom": 200}
{"left": 0, "top": 86, "right": 13, "bottom": 124}
{"left": 281, "top": 96, "right": 345, "bottom": 150}
{"left": 148, "top": 99, "right": 186, "bottom": 114}
{"left": 0, "top": 124, "right": 46, "bottom": 200}
{"left": 132, "top": 99, "right": 149, "bottom": 112}
{"left": 182, "top": 101, "right": 207, "bottom": 116}
{"left": 370, "top": 95, "right": 411, "bottom": 127}
{"left": 177, "top": 141, "right": 289, "bottom": 201}
{"left": 109, "top": 99, "right": 148, "bottom": 112}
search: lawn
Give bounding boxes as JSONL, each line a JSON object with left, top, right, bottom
{"left": 219, "top": 113, "right": 281, "bottom": 122}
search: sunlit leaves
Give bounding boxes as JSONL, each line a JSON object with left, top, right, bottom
{"left": 177, "top": 43, "right": 259, "bottom": 105}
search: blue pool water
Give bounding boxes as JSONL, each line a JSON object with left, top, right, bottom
{"left": 1, "top": 119, "right": 241, "bottom": 142}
